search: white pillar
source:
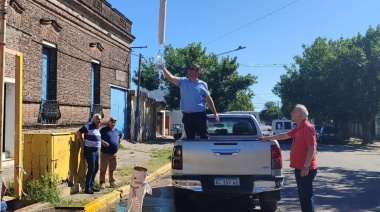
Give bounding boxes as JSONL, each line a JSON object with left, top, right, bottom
{"left": 161, "top": 110, "right": 166, "bottom": 136}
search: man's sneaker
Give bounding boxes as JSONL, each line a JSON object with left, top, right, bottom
{"left": 110, "top": 182, "right": 119, "bottom": 188}
{"left": 91, "top": 188, "right": 101, "bottom": 192}
{"left": 84, "top": 189, "right": 94, "bottom": 194}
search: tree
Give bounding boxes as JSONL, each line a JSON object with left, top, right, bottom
{"left": 259, "top": 101, "right": 283, "bottom": 123}
{"left": 225, "top": 90, "right": 255, "bottom": 111}
{"left": 132, "top": 43, "right": 257, "bottom": 113}
{"left": 273, "top": 26, "right": 380, "bottom": 144}
{"left": 131, "top": 58, "right": 161, "bottom": 91}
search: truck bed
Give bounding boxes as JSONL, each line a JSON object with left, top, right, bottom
{"left": 180, "top": 139, "right": 272, "bottom": 175}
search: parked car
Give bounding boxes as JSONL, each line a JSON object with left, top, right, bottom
{"left": 271, "top": 119, "right": 295, "bottom": 143}
{"left": 313, "top": 125, "right": 322, "bottom": 140}
{"left": 271, "top": 119, "right": 294, "bottom": 135}
{"left": 318, "top": 126, "right": 341, "bottom": 143}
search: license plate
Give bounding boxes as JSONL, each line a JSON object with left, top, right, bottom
{"left": 214, "top": 177, "right": 240, "bottom": 186}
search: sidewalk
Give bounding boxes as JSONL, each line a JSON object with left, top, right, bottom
{"left": 2, "top": 137, "right": 175, "bottom": 211}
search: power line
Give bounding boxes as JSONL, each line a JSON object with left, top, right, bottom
{"left": 205, "top": 0, "right": 300, "bottom": 45}
{"left": 241, "top": 64, "right": 292, "bottom": 68}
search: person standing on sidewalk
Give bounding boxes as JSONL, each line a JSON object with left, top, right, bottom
{"left": 259, "top": 104, "right": 318, "bottom": 212}
{"left": 99, "top": 117, "right": 124, "bottom": 189}
{"left": 161, "top": 64, "right": 219, "bottom": 140}
{"left": 77, "top": 114, "right": 102, "bottom": 194}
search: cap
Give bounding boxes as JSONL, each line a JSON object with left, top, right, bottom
{"left": 109, "top": 117, "right": 117, "bottom": 121}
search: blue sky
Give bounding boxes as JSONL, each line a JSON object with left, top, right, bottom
{"left": 106, "top": 0, "right": 380, "bottom": 111}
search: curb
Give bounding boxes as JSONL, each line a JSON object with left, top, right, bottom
{"left": 81, "top": 163, "right": 172, "bottom": 212}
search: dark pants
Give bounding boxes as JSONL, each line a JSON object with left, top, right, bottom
{"left": 84, "top": 146, "right": 99, "bottom": 190}
{"left": 295, "top": 169, "right": 317, "bottom": 212}
{"left": 182, "top": 112, "right": 209, "bottom": 139}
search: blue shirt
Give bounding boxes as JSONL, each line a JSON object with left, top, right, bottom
{"left": 100, "top": 126, "right": 122, "bottom": 154}
{"left": 79, "top": 122, "right": 101, "bottom": 148}
{"left": 178, "top": 77, "right": 210, "bottom": 112}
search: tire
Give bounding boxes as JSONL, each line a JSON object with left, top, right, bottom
{"left": 259, "top": 198, "right": 278, "bottom": 212}
{"left": 173, "top": 133, "right": 182, "bottom": 140}
{"left": 259, "top": 192, "right": 279, "bottom": 212}
{"left": 173, "top": 188, "right": 189, "bottom": 212}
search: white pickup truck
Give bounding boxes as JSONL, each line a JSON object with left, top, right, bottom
{"left": 171, "top": 114, "right": 284, "bottom": 212}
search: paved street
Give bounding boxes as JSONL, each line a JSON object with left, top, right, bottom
{"left": 111, "top": 142, "right": 380, "bottom": 212}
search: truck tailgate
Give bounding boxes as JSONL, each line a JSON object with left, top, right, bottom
{"left": 182, "top": 140, "right": 272, "bottom": 175}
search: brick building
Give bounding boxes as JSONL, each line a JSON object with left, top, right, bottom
{"left": 3, "top": 0, "right": 135, "bottom": 158}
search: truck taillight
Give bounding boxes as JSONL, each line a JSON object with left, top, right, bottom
{"left": 271, "top": 144, "right": 282, "bottom": 169}
{"left": 172, "top": 146, "right": 182, "bottom": 170}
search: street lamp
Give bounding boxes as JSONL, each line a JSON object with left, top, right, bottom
{"left": 217, "top": 46, "right": 246, "bottom": 56}
{"left": 130, "top": 46, "right": 147, "bottom": 142}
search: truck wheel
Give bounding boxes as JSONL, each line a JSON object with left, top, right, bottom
{"left": 174, "top": 133, "right": 182, "bottom": 140}
{"left": 259, "top": 201, "right": 278, "bottom": 212}
{"left": 173, "top": 188, "right": 188, "bottom": 211}
{"left": 259, "top": 190, "right": 280, "bottom": 212}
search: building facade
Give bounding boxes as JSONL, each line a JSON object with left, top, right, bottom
{"left": 4, "top": 0, "right": 134, "bottom": 158}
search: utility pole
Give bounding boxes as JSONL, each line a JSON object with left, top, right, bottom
{"left": 130, "top": 46, "right": 147, "bottom": 142}
{"left": 134, "top": 53, "right": 142, "bottom": 142}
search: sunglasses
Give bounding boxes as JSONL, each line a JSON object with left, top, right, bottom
{"left": 110, "top": 119, "right": 117, "bottom": 123}
{"left": 189, "top": 67, "right": 200, "bottom": 71}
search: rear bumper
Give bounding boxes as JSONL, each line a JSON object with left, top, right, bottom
{"left": 172, "top": 175, "right": 284, "bottom": 194}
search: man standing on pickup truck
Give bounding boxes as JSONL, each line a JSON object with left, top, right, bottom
{"left": 259, "top": 104, "right": 317, "bottom": 212}
{"left": 161, "top": 64, "right": 219, "bottom": 139}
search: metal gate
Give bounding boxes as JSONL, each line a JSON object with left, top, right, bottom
{"left": 110, "top": 87, "right": 128, "bottom": 138}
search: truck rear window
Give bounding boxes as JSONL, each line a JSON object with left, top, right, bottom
{"left": 207, "top": 118, "right": 257, "bottom": 135}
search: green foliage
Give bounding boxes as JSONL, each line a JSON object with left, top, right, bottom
{"left": 274, "top": 25, "right": 380, "bottom": 144}
{"left": 5, "top": 179, "right": 14, "bottom": 197}
{"left": 259, "top": 101, "right": 283, "bottom": 122}
{"left": 23, "top": 173, "right": 62, "bottom": 205}
{"left": 225, "top": 90, "right": 255, "bottom": 111}
{"left": 134, "top": 42, "right": 257, "bottom": 112}
{"left": 118, "top": 144, "right": 129, "bottom": 150}
{"left": 131, "top": 57, "right": 161, "bottom": 91}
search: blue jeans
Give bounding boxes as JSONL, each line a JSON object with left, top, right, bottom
{"left": 1, "top": 200, "right": 7, "bottom": 212}
{"left": 295, "top": 169, "right": 317, "bottom": 212}
{"left": 84, "top": 146, "right": 99, "bottom": 190}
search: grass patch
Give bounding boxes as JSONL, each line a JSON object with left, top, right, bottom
{"left": 150, "top": 148, "right": 172, "bottom": 158}
{"left": 22, "top": 146, "right": 173, "bottom": 208}
{"left": 116, "top": 148, "right": 171, "bottom": 184}
{"left": 6, "top": 173, "right": 64, "bottom": 206}
{"left": 119, "top": 144, "right": 130, "bottom": 150}
{"left": 116, "top": 148, "right": 171, "bottom": 179}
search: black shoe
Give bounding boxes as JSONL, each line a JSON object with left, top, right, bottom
{"left": 84, "top": 189, "right": 94, "bottom": 194}
{"left": 91, "top": 188, "right": 101, "bottom": 192}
